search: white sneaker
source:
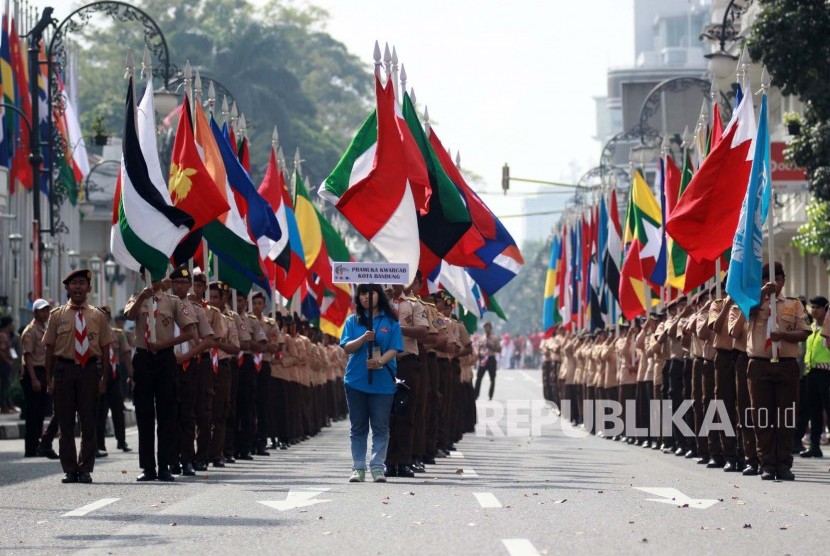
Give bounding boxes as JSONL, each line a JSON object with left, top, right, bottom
{"left": 371, "top": 469, "right": 387, "bottom": 483}
{"left": 349, "top": 469, "right": 365, "bottom": 483}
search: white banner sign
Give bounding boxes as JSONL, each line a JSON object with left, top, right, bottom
{"left": 332, "top": 262, "right": 410, "bottom": 285}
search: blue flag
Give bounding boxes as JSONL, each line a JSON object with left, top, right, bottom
{"left": 649, "top": 157, "right": 668, "bottom": 286}
{"left": 726, "top": 93, "right": 770, "bottom": 317}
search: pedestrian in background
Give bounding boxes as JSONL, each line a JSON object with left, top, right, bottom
{"left": 20, "top": 299, "right": 51, "bottom": 456}
{"left": 340, "top": 284, "right": 402, "bottom": 483}
{"left": 0, "top": 315, "right": 16, "bottom": 413}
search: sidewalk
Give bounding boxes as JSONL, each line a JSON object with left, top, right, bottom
{"left": 0, "top": 402, "right": 137, "bottom": 440}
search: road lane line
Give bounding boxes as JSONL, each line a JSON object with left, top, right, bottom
{"left": 448, "top": 450, "right": 464, "bottom": 458}
{"left": 502, "top": 538, "right": 540, "bottom": 556}
{"left": 474, "top": 492, "right": 502, "bottom": 508}
{"left": 63, "top": 498, "right": 120, "bottom": 517}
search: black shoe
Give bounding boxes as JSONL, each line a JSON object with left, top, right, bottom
{"left": 741, "top": 464, "right": 759, "bottom": 476}
{"left": 397, "top": 464, "right": 415, "bottom": 478}
{"left": 255, "top": 448, "right": 270, "bottom": 456}
{"left": 224, "top": 455, "right": 236, "bottom": 464}
{"left": 193, "top": 461, "right": 208, "bottom": 472}
{"left": 706, "top": 458, "right": 725, "bottom": 469}
{"left": 760, "top": 470, "right": 776, "bottom": 481}
{"left": 117, "top": 442, "right": 133, "bottom": 452}
{"left": 38, "top": 446, "right": 59, "bottom": 460}
{"left": 24, "top": 451, "right": 38, "bottom": 457}
{"left": 641, "top": 441, "right": 651, "bottom": 449}
{"left": 777, "top": 468, "right": 795, "bottom": 481}
{"left": 674, "top": 447, "right": 686, "bottom": 457}
{"left": 182, "top": 463, "right": 196, "bottom": 476}
{"left": 61, "top": 472, "right": 78, "bottom": 484}
{"left": 269, "top": 438, "right": 278, "bottom": 450}
{"left": 136, "top": 470, "right": 158, "bottom": 482}
{"left": 169, "top": 463, "right": 182, "bottom": 475}
{"left": 411, "top": 461, "right": 426, "bottom": 473}
{"left": 77, "top": 471, "right": 92, "bottom": 484}
{"left": 384, "top": 465, "right": 398, "bottom": 477}
{"left": 95, "top": 449, "right": 108, "bottom": 458}
{"left": 799, "top": 447, "right": 823, "bottom": 458}
{"left": 685, "top": 449, "right": 697, "bottom": 459}
{"left": 447, "top": 444, "right": 457, "bottom": 452}
{"left": 157, "top": 470, "right": 175, "bottom": 482}
{"left": 238, "top": 453, "right": 254, "bottom": 461}
{"left": 792, "top": 443, "right": 806, "bottom": 454}
{"left": 651, "top": 442, "right": 661, "bottom": 450}
{"left": 723, "top": 460, "right": 740, "bottom": 472}
{"left": 212, "top": 459, "right": 226, "bottom": 468}
{"left": 422, "top": 456, "right": 436, "bottom": 465}
{"left": 279, "top": 442, "right": 289, "bottom": 450}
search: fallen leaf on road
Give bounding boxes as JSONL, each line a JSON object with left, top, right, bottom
{"left": 680, "top": 504, "right": 689, "bottom": 508}
{"left": 170, "top": 522, "right": 177, "bottom": 527}
{"left": 743, "top": 524, "right": 752, "bottom": 529}
{"left": 121, "top": 470, "right": 127, "bottom": 474}
{"left": 403, "top": 491, "right": 415, "bottom": 496}
{"left": 382, "top": 501, "right": 389, "bottom": 505}
{"left": 553, "top": 499, "right": 567, "bottom": 504}
{"left": 641, "top": 538, "right": 648, "bottom": 543}
{"left": 628, "top": 521, "right": 635, "bottom": 525}
{"left": 318, "top": 516, "right": 324, "bottom": 520}
{"left": 597, "top": 491, "right": 604, "bottom": 494}
{"left": 455, "top": 469, "right": 464, "bottom": 474}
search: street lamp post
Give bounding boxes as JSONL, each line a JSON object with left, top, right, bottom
{"left": 42, "top": 242, "right": 55, "bottom": 302}
{"left": 67, "top": 249, "right": 79, "bottom": 271}
{"left": 89, "top": 255, "right": 102, "bottom": 306}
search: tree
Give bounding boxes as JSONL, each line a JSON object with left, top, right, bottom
{"left": 748, "top": 0, "right": 830, "bottom": 258}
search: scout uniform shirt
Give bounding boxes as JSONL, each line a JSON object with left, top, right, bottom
{"left": 298, "top": 335, "right": 314, "bottom": 387}
{"left": 709, "top": 298, "right": 735, "bottom": 351}
{"left": 257, "top": 316, "right": 281, "bottom": 365}
{"left": 617, "top": 335, "right": 637, "bottom": 385}
{"left": 21, "top": 318, "right": 47, "bottom": 367}
{"left": 43, "top": 302, "right": 114, "bottom": 361}
{"left": 206, "top": 306, "right": 236, "bottom": 361}
{"left": 635, "top": 328, "right": 649, "bottom": 382}
{"left": 728, "top": 305, "right": 748, "bottom": 353}
{"left": 603, "top": 340, "right": 618, "bottom": 389}
{"left": 395, "top": 296, "right": 429, "bottom": 358}
{"left": 177, "top": 299, "right": 214, "bottom": 359}
{"left": 125, "top": 293, "right": 197, "bottom": 350}
{"left": 650, "top": 324, "right": 665, "bottom": 387}
{"left": 747, "top": 296, "right": 810, "bottom": 359}
{"left": 665, "top": 315, "right": 684, "bottom": 360}
{"left": 279, "top": 333, "right": 301, "bottom": 383}
{"left": 696, "top": 306, "right": 716, "bottom": 361}
{"left": 426, "top": 304, "right": 449, "bottom": 357}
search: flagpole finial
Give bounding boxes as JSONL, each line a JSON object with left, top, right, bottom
{"left": 738, "top": 44, "right": 749, "bottom": 83}
{"left": 373, "top": 40, "right": 382, "bottom": 76}
{"left": 423, "top": 105, "right": 431, "bottom": 135}
{"left": 271, "top": 125, "right": 279, "bottom": 152}
{"left": 456, "top": 150, "right": 461, "bottom": 169}
{"left": 230, "top": 101, "right": 239, "bottom": 129}
{"left": 660, "top": 135, "right": 669, "bottom": 158}
{"left": 709, "top": 78, "right": 717, "bottom": 103}
{"left": 383, "top": 42, "right": 392, "bottom": 76}
{"left": 221, "top": 95, "right": 230, "bottom": 123}
{"left": 184, "top": 59, "right": 192, "bottom": 81}
{"left": 277, "top": 145, "right": 286, "bottom": 171}
{"left": 681, "top": 124, "right": 690, "bottom": 149}
{"left": 238, "top": 113, "right": 247, "bottom": 139}
{"left": 194, "top": 70, "right": 203, "bottom": 101}
{"left": 400, "top": 63, "right": 407, "bottom": 94}
{"left": 410, "top": 87, "right": 416, "bottom": 105}
{"left": 760, "top": 65, "right": 770, "bottom": 93}
{"left": 125, "top": 50, "right": 135, "bottom": 79}
{"left": 207, "top": 81, "right": 216, "bottom": 111}
{"left": 699, "top": 99, "right": 708, "bottom": 122}
{"left": 391, "top": 45, "right": 398, "bottom": 68}
{"left": 294, "top": 147, "right": 303, "bottom": 175}
{"left": 141, "top": 46, "right": 151, "bottom": 79}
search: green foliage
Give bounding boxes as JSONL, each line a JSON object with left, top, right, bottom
{"left": 71, "top": 0, "right": 373, "bottom": 187}
{"left": 793, "top": 199, "right": 830, "bottom": 260}
{"left": 749, "top": 0, "right": 830, "bottom": 201}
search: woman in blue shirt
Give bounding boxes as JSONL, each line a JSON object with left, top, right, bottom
{"left": 340, "top": 284, "right": 403, "bottom": 482}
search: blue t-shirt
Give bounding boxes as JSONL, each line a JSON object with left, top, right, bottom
{"left": 340, "top": 312, "right": 403, "bottom": 395}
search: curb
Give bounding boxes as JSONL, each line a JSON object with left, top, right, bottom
{"left": 0, "top": 407, "right": 137, "bottom": 441}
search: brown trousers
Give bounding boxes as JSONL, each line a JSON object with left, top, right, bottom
{"left": 748, "top": 357, "right": 799, "bottom": 472}
{"left": 177, "top": 358, "right": 199, "bottom": 464}
{"left": 412, "top": 347, "right": 429, "bottom": 458}
{"left": 425, "top": 353, "right": 441, "bottom": 457}
{"left": 714, "top": 348, "right": 738, "bottom": 461}
{"left": 53, "top": 359, "right": 100, "bottom": 474}
{"left": 437, "top": 358, "right": 452, "bottom": 450}
{"left": 735, "top": 351, "right": 756, "bottom": 466}
{"left": 193, "top": 356, "right": 214, "bottom": 465}
{"left": 387, "top": 355, "right": 421, "bottom": 465}
{"left": 210, "top": 360, "right": 231, "bottom": 460}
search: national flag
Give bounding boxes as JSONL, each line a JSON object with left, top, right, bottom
{"left": 666, "top": 84, "right": 756, "bottom": 263}
{"left": 192, "top": 100, "right": 262, "bottom": 290}
{"left": 1, "top": 10, "right": 15, "bottom": 160}
{"left": 238, "top": 134, "right": 250, "bottom": 173}
{"left": 649, "top": 158, "right": 668, "bottom": 286}
{"left": 727, "top": 90, "right": 771, "bottom": 317}
{"left": 543, "top": 233, "right": 561, "bottom": 334}
{"left": 110, "top": 77, "right": 194, "bottom": 280}
{"left": 52, "top": 74, "right": 89, "bottom": 205}
{"left": 401, "top": 92, "right": 484, "bottom": 274}
{"left": 168, "top": 95, "right": 230, "bottom": 264}
{"left": 665, "top": 154, "right": 686, "bottom": 289}
{"left": 259, "top": 147, "right": 306, "bottom": 298}
{"left": 427, "top": 261, "right": 486, "bottom": 319}
{"left": 9, "top": 19, "right": 31, "bottom": 192}
{"left": 619, "top": 170, "right": 662, "bottom": 320}
{"left": 36, "top": 42, "right": 48, "bottom": 195}
{"left": 320, "top": 76, "right": 420, "bottom": 275}
{"left": 603, "top": 188, "right": 622, "bottom": 307}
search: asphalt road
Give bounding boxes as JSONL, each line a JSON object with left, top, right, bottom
{"left": 0, "top": 369, "right": 828, "bottom": 555}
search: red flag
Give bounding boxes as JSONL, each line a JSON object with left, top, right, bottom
{"left": 9, "top": 19, "right": 31, "bottom": 192}
{"left": 665, "top": 93, "right": 755, "bottom": 263}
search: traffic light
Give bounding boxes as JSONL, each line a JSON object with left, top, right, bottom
{"left": 502, "top": 163, "right": 510, "bottom": 195}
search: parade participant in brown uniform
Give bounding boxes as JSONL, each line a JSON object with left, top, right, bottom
{"left": 125, "top": 271, "right": 197, "bottom": 482}
{"left": 385, "top": 283, "right": 428, "bottom": 478}
{"left": 746, "top": 262, "right": 810, "bottom": 480}
{"left": 207, "top": 282, "right": 239, "bottom": 468}
{"left": 21, "top": 299, "right": 51, "bottom": 457}
{"left": 44, "top": 269, "right": 114, "bottom": 484}
{"left": 232, "top": 291, "right": 266, "bottom": 460}
{"left": 223, "top": 289, "right": 249, "bottom": 463}
{"left": 695, "top": 289, "right": 724, "bottom": 467}
{"left": 406, "top": 272, "right": 435, "bottom": 471}
{"left": 710, "top": 292, "right": 741, "bottom": 471}
{"left": 451, "top": 315, "right": 473, "bottom": 446}
{"left": 188, "top": 272, "right": 217, "bottom": 471}
{"left": 96, "top": 305, "right": 132, "bottom": 458}
{"left": 663, "top": 298, "right": 687, "bottom": 455}
{"left": 729, "top": 300, "right": 757, "bottom": 475}
{"left": 618, "top": 322, "right": 638, "bottom": 441}
{"left": 649, "top": 312, "right": 668, "bottom": 449}
{"left": 168, "top": 266, "right": 214, "bottom": 476}
{"left": 270, "top": 314, "right": 295, "bottom": 449}
{"left": 423, "top": 293, "right": 448, "bottom": 461}
{"left": 251, "top": 292, "right": 281, "bottom": 455}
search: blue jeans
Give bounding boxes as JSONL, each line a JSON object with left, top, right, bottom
{"left": 345, "top": 386, "right": 394, "bottom": 471}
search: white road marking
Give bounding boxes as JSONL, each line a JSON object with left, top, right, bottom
{"left": 62, "top": 498, "right": 120, "bottom": 517}
{"left": 258, "top": 487, "right": 331, "bottom": 511}
{"left": 634, "top": 487, "right": 720, "bottom": 510}
{"left": 457, "top": 467, "right": 478, "bottom": 478}
{"left": 502, "top": 538, "right": 540, "bottom": 556}
{"left": 519, "top": 371, "right": 539, "bottom": 383}
{"left": 448, "top": 450, "right": 464, "bottom": 458}
{"left": 473, "top": 492, "right": 502, "bottom": 508}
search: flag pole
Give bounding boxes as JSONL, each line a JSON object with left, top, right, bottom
{"left": 759, "top": 67, "right": 778, "bottom": 362}
{"left": 390, "top": 46, "right": 399, "bottom": 102}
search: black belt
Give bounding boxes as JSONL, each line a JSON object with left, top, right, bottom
{"left": 136, "top": 346, "right": 173, "bottom": 355}
{"left": 749, "top": 357, "right": 797, "bottom": 362}
{"left": 397, "top": 353, "right": 419, "bottom": 362}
